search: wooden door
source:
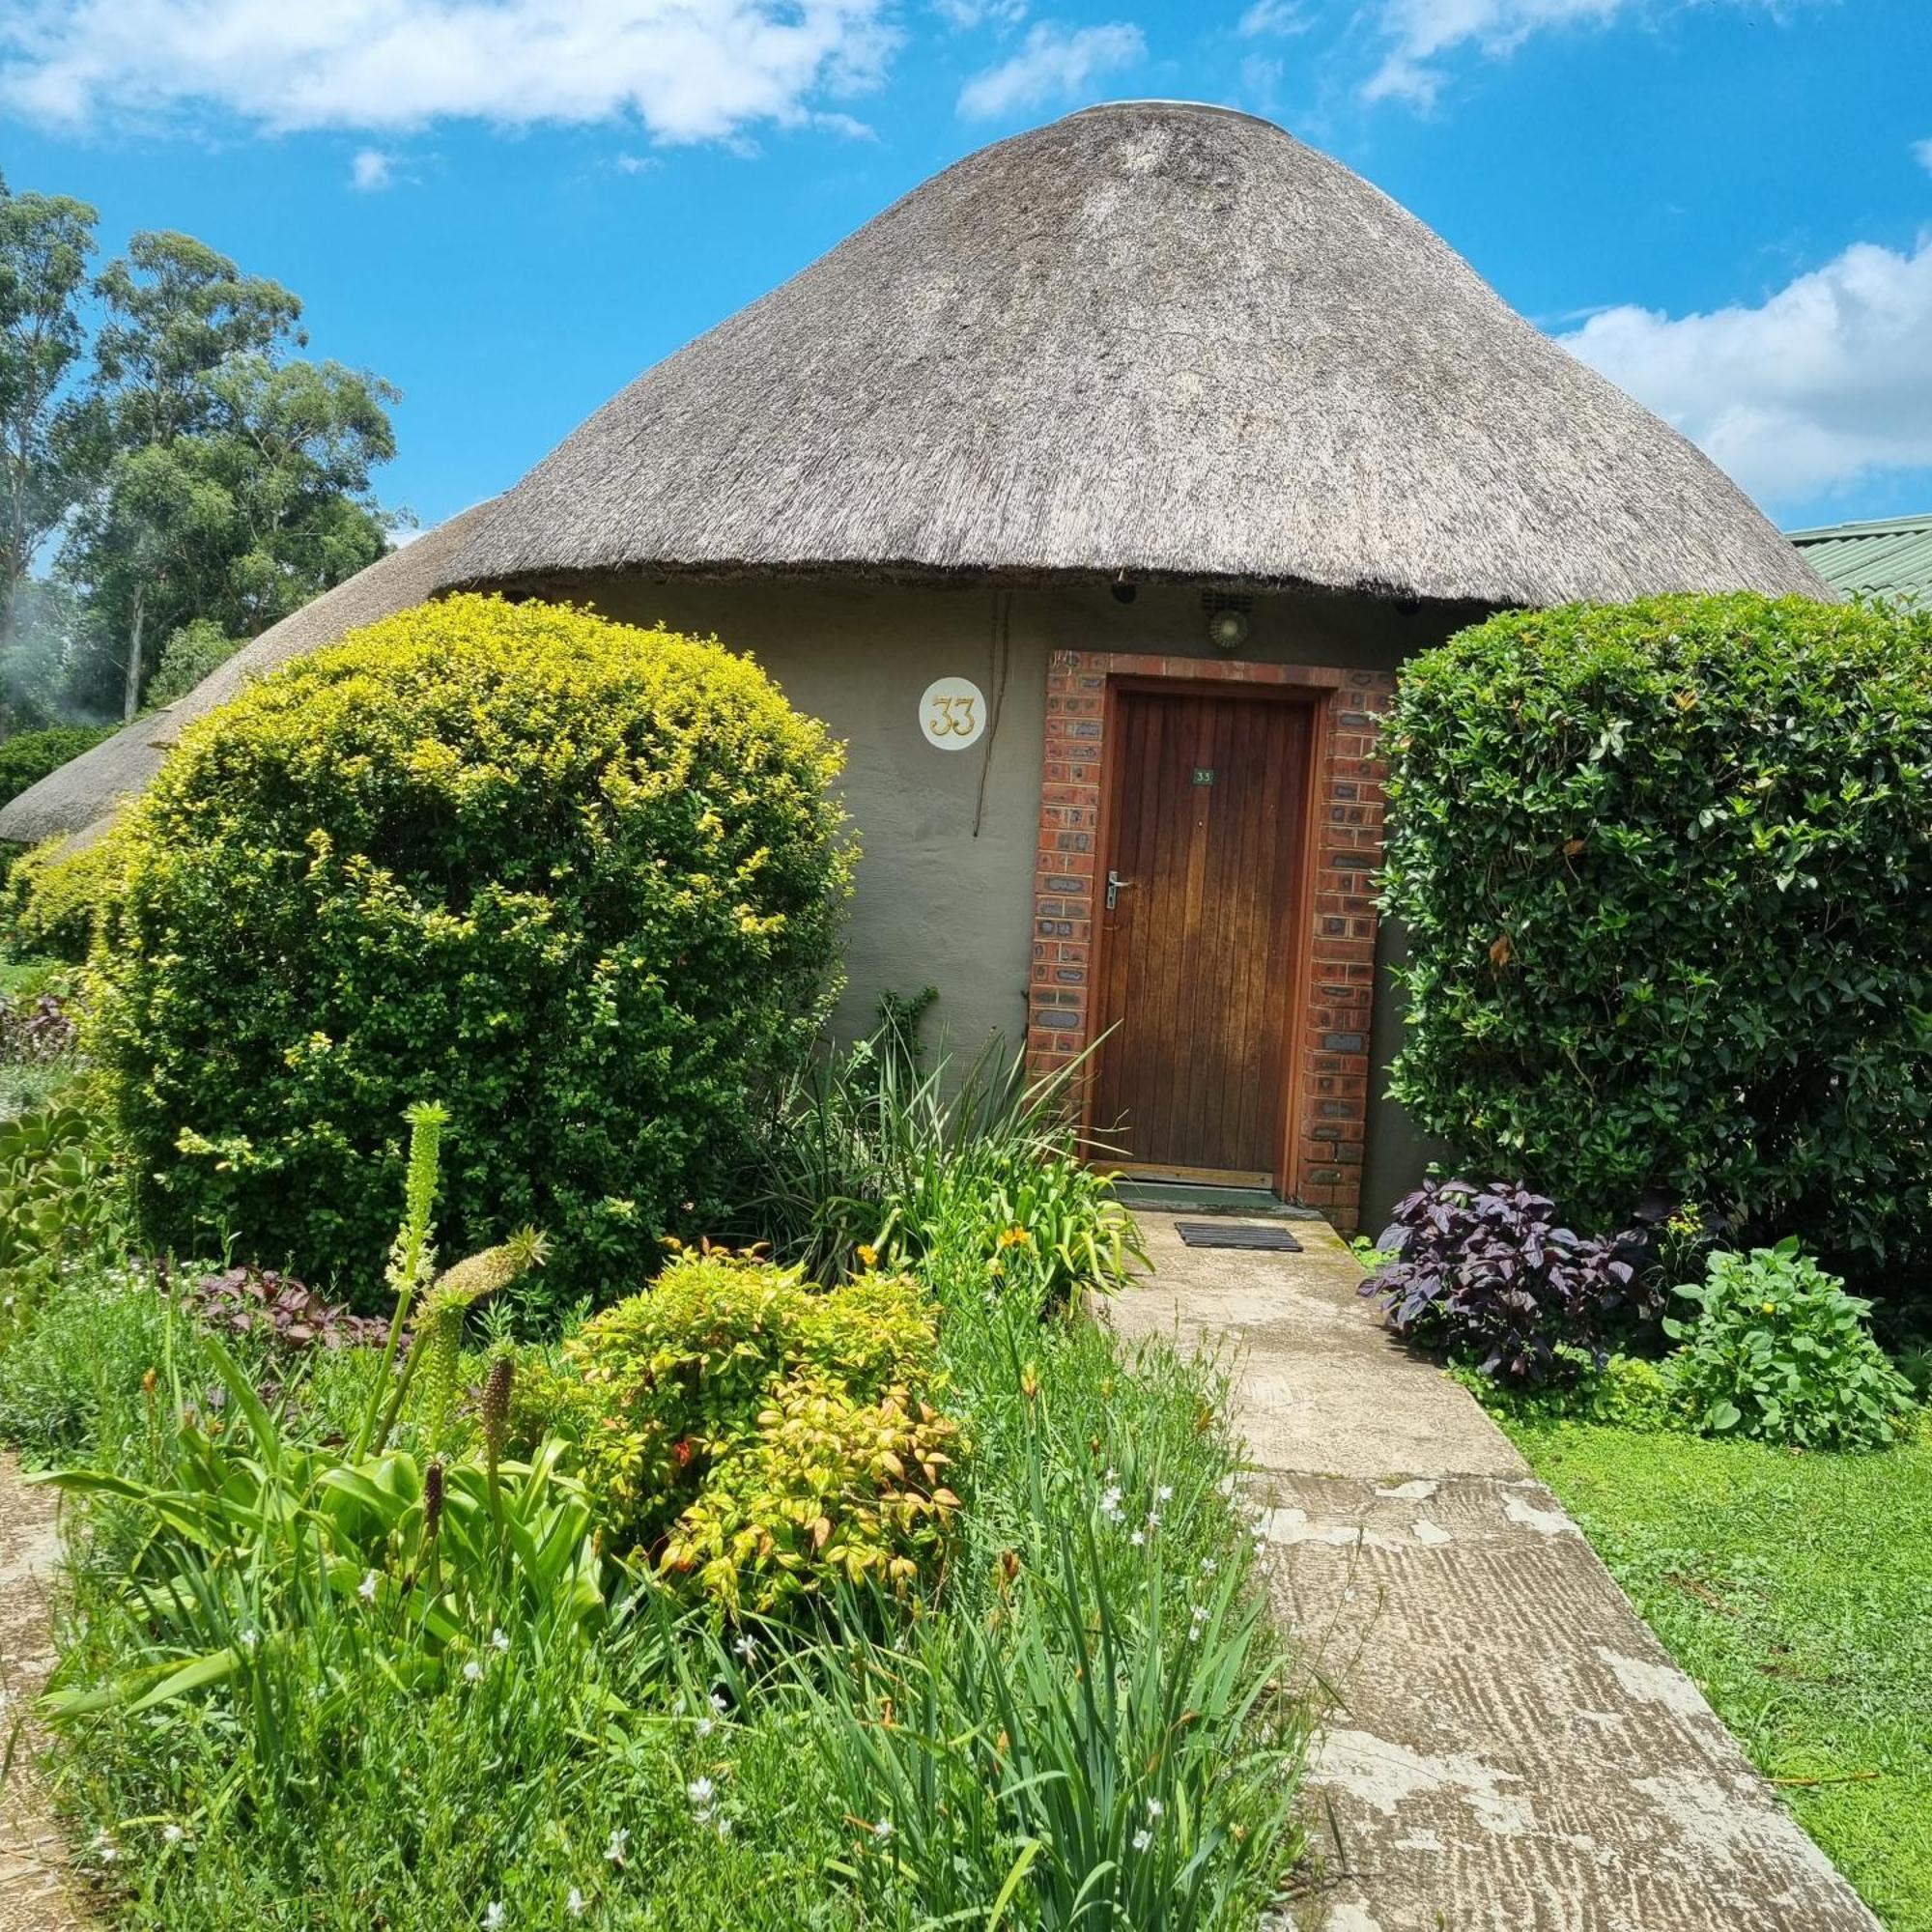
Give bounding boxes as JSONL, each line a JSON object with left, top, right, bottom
{"left": 1089, "top": 688, "right": 1311, "bottom": 1186}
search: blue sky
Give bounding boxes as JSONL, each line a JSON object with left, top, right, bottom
{"left": 5, "top": 0, "right": 1929, "bottom": 537}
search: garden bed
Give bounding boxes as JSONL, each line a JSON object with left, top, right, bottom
{"left": 0, "top": 1028, "right": 1311, "bottom": 1931}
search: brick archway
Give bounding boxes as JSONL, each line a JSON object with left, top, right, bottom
{"left": 1027, "top": 649, "right": 1393, "bottom": 1231}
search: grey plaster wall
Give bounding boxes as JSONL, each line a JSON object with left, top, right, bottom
{"left": 567, "top": 571, "right": 1474, "bottom": 1220}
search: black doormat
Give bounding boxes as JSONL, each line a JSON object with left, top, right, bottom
{"left": 1175, "top": 1221, "right": 1302, "bottom": 1252}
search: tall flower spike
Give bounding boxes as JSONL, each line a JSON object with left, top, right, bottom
{"left": 355, "top": 1099, "right": 450, "bottom": 1459}
{"left": 480, "top": 1353, "right": 514, "bottom": 1465}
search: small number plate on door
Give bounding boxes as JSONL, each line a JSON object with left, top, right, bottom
{"left": 1192, "top": 768, "right": 1214, "bottom": 785}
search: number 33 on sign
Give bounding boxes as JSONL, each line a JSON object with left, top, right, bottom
{"left": 920, "top": 677, "right": 987, "bottom": 749}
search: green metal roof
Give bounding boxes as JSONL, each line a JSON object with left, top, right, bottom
{"left": 1786, "top": 512, "right": 1932, "bottom": 608}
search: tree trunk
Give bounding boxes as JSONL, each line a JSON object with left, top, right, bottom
{"left": 122, "top": 586, "right": 146, "bottom": 723}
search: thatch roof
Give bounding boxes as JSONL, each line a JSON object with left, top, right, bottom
{"left": 445, "top": 101, "right": 1825, "bottom": 607}
{"left": 0, "top": 500, "right": 498, "bottom": 845}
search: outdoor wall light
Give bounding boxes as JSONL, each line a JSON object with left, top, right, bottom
{"left": 1208, "top": 607, "right": 1249, "bottom": 652}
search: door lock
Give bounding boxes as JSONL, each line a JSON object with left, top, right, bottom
{"left": 1105, "top": 869, "right": 1134, "bottom": 912}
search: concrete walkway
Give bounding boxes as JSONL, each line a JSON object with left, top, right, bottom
{"left": 1112, "top": 1216, "right": 1881, "bottom": 1932}
{"left": 0, "top": 1454, "right": 93, "bottom": 1931}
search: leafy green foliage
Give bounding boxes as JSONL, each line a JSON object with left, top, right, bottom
{"left": 44, "top": 1402, "right": 605, "bottom": 1712}
{"left": 0, "top": 1097, "right": 125, "bottom": 1308}
{"left": 0, "top": 1257, "right": 167, "bottom": 1457}
{"left": 753, "top": 1029, "right": 1145, "bottom": 1310}
{"left": 93, "top": 594, "right": 854, "bottom": 1300}
{"left": 1381, "top": 593, "right": 1932, "bottom": 1271}
{"left": 0, "top": 722, "right": 113, "bottom": 805}
{"left": 1, "top": 826, "right": 128, "bottom": 961}
{"left": 534, "top": 1250, "right": 963, "bottom": 1614}
{"left": 144, "top": 615, "right": 240, "bottom": 708}
{"left": 1457, "top": 1348, "right": 1691, "bottom": 1433}
{"left": 1664, "top": 1238, "right": 1918, "bottom": 1451}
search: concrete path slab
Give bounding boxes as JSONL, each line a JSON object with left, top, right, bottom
{"left": 1112, "top": 1216, "right": 1881, "bottom": 1932}
{"left": 0, "top": 1453, "right": 95, "bottom": 1930}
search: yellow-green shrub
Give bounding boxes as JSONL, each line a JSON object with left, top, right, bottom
{"left": 90, "top": 595, "right": 854, "bottom": 1302}
{"left": 2, "top": 830, "right": 130, "bottom": 963}
{"left": 533, "top": 1249, "right": 964, "bottom": 1614}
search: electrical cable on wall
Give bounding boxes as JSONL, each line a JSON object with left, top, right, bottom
{"left": 972, "top": 587, "right": 1011, "bottom": 838}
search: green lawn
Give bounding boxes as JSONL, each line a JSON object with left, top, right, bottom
{"left": 1502, "top": 1416, "right": 1932, "bottom": 1931}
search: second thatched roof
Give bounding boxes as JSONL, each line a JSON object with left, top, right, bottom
{"left": 446, "top": 101, "right": 1824, "bottom": 608}
{"left": 0, "top": 500, "right": 498, "bottom": 846}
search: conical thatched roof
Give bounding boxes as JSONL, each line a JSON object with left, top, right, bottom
{"left": 445, "top": 102, "right": 1824, "bottom": 606}
{"left": 0, "top": 500, "right": 498, "bottom": 846}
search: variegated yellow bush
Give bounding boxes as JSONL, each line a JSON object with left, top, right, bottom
{"left": 527, "top": 1248, "right": 964, "bottom": 1616}
{"left": 90, "top": 593, "right": 854, "bottom": 1303}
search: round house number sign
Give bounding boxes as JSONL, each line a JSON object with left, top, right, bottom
{"left": 919, "top": 676, "right": 986, "bottom": 750}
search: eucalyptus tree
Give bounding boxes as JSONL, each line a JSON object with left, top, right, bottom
{"left": 0, "top": 175, "right": 98, "bottom": 715}
{"left": 61, "top": 231, "right": 396, "bottom": 718}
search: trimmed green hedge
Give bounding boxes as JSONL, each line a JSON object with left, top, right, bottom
{"left": 94, "top": 594, "right": 854, "bottom": 1303}
{"left": 1380, "top": 592, "right": 1932, "bottom": 1270}
{"left": 0, "top": 724, "right": 114, "bottom": 810}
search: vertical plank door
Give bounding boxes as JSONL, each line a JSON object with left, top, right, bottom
{"left": 1088, "top": 687, "right": 1311, "bottom": 1185}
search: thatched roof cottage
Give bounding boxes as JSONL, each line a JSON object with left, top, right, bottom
{"left": 1, "top": 102, "right": 1827, "bottom": 1227}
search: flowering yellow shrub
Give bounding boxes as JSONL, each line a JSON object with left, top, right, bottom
{"left": 2, "top": 829, "right": 130, "bottom": 963}
{"left": 89, "top": 594, "right": 854, "bottom": 1302}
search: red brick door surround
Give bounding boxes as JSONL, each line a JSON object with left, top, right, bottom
{"left": 1027, "top": 649, "right": 1393, "bottom": 1231}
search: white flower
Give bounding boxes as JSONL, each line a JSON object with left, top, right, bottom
{"left": 161, "top": 1822, "right": 185, "bottom": 1845}
{"left": 238, "top": 1626, "right": 259, "bottom": 1650}
{"left": 484, "top": 1905, "right": 505, "bottom": 1930}
{"left": 1129, "top": 1530, "right": 1145, "bottom": 1547}
{"left": 358, "top": 1570, "right": 379, "bottom": 1603}
{"left": 688, "top": 1776, "right": 716, "bottom": 1809}
{"left": 696, "top": 1717, "right": 714, "bottom": 1739}
{"left": 92, "top": 1830, "right": 119, "bottom": 1864}
{"left": 1132, "top": 1828, "right": 1153, "bottom": 1852}
{"left": 463, "top": 1659, "right": 485, "bottom": 1683}
{"left": 1104, "top": 1467, "right": 1119, "bottom": 1484}
{"left": 1146, "top": 1798, "right": 1164, "bottom": 1819}
{"left": 1157, "top": 1484, "right": 1174, "bottom": 1501}
{"left": 714, "top": 1816, "right": 732, "bottom": 1839}
{"left": 566, "top": 1888, "right": 586, "bottom": 1918}
{"left": 1145, "top": 1512, "right": 1160, "bottom": 1530}
{"left": 732, "top": 1634, "right": 757, "bottom": 1662}
{"left": 872, "top": 1818, "right": 894, "bottom": 1839}
{"left": 709, "top": 1690, "right": 729, "bottom": 1714}
{"left": 491, "top": 1627, "right": 510, "bottom": 1653}
{"left": 1199, "top": 1557, "right": 1217, "bottom": 1576}
{"left": 605, "top": 1826, "right": 629, "bottom": 1864}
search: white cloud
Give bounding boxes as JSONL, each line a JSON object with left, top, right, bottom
{"left": 1237, "top": 0, "right": 1308, "bottom": 35}
{"left": 1560, "top": 234, "right": 1932, "bottom": 506}
{"left": 1915, "top": 137, "right": 1932, "bottom": 172}
{"left": 957, "top": 18, "right": 1144, "bottom": 119}
{"left": 0, "top": 0, "right": 896, "bottom": 145}
{"left": 350, "top": 148, "right": 395, "bottom": 191}
{"left": 934, "top": 0, "right": 1029, "bottom": 26}
{"left": 1365, "top": 0, "right": 1631, "bottom": 105}
{"left": 1361, "top": 0, "right": 1807, "bottom": 108}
